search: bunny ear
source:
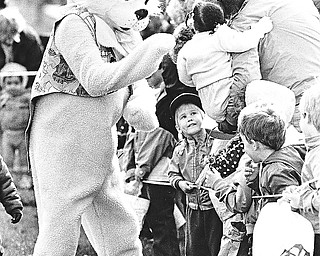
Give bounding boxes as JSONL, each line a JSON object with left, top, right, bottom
{"left": 146, "top": 0, "right": 168, "bottom": 16}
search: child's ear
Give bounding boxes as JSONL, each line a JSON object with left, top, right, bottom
{"left": 175, "top": 124, "right": 181, "bottom": 133}
{"left": 251, "top": 140, "right": 259, "bottom": 150}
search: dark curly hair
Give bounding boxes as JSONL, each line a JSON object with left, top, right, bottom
{"left": 193, "top": 0, "right": 225, "bottom": 33}
{"left": 171, "top": 24, "right": 195, "bottom": 63}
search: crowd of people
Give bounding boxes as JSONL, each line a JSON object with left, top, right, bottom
{"left": 0, "top": 0, "right": 320, "bottom": 255}
{"left": 121, "top": 0, "right": 320, "bottom": 256}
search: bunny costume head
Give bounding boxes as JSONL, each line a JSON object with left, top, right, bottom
{"left": 66, "top": 0, "right": 151, "bottom": 31}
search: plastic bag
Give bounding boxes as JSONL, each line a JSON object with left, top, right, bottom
{"left": 252, "top": 202, "right": 314, "bottom": 256}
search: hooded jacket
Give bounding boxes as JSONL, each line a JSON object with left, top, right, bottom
{"left": 0, "top": 155, "right": 23, "bottom": 214}
{"left": 0, "top": 62, "right": 30, "bottom": 131}
{"left": 299, "top": 135, "right": 320, "bottom": 234}
{"left": 212, "top": 144, "right": 305, "bottom": 234}
{"left": 253, "top": 144, "right": 305, "bottom": 208}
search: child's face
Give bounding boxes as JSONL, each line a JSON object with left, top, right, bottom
{"left": 239, "top": 133, "right": 260, "bottom": 163}
{"left": 4, "top": 76, "right": 23, "bottom": 94}
{"left": 175, "top": 104, "right": 203, "bottom": 136}
{"left": 299, "top": 112, "right": 314, "bottom": 137}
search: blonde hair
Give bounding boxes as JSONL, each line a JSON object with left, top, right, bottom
{"left": 175, "top": 103, "right": 204, "bottom": 126}
{"left": 299, "top": 83, "right": 320, "bottom": 132}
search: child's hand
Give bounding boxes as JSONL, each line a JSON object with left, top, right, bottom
{"left": 244, "top": 160, "right": 259, "bottom": 183}
{"left": 0, "top": 92, "right": 9, "bottom": 107}
{"left": 204, "top": 167, "right": 221, "bottom": 189}
{"left": 124, "top": 180, "right": 143, "bottom": 196}
{"left": 9, "top": 209, "right": 23, "bottom": 224}
{"left": 280, "top": 185, "right": 300, "bottom": 209}
{"left": 253, "top": 16, "right": 273, "bottom": 34}
{"left": 195, "top": 164, "right": 210, "bottom": 187}
{"left": 178, "top": 181, "right": 197, "bottom": 194}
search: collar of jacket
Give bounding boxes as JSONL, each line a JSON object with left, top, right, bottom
{"left": 305, "top": 134, "right": 320, "bottom": 152}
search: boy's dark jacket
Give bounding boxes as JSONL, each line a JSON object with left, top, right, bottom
{"left": 249, "top": 144, "right": 305, "bottom": 206}
{"left": 0, "top": 156, "right": 23, "bottom": 214}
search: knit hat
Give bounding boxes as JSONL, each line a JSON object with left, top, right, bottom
{"left": 0, "top": 62, "right": 28, "bottom": 89}
{"left": 169, "top": 92, "right": 203, "bottom": 118}
{"left": 245, "top": 80, "right": 295, "bottom": 125}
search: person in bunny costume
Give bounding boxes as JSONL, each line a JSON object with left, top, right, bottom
{"left": 27, "top": 0, "right": 175, "bottom": 255}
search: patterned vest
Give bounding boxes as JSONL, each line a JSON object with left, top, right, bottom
{"left": 31, "top": 7, "right": 117, "bottom": 101}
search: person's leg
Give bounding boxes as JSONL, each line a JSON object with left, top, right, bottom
{"left": 198, "top": 80, "right": 231, "bottom": 123}
{"left": 1, "top": 131, "right": 15, "bottom": 169}
{"left": 186, "top": 208, "right": 209, "bottom": 256}
{"left": 30, "top": 139, "right": 97, "bottom": 256}
{"left": 139, "top": 185, "right": 154, "bottom": 255}
{"left": 29, "top": 91, "right": 144, "bottom": 256}
{"left": 16, "top": 131, "right": 28, "bottom": 168}
{"left": 81, "top": 168, "right": 142, "bottom": 256}
{"left": 145, "top": 184, "right": 180, "bottom": 256}
{"left": 175, "top": 190, "right": 186, "bottom": 256}
{"left": 0, "top": 235, "right": 4, "bottom": 256}
{"left": 205, "top": 208, "right": 223, "bottom": 256}
{"left": 29, "top": 95, "right": 142, "bottom": 256}
{"left": 235, "top": 234, "right": 251, "bottom": 256}
{"left": 314, "top": 234, "right": 320, "bottom": 256}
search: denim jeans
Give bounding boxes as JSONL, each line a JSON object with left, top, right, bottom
{"left": 186, "top": 207, "right": 223, "bottom": 256}
{"left": 140, "top": 184, "right": 180, "bottom": 256}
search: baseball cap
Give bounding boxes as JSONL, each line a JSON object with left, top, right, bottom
{"left": 169, "top": 92, "right": 203, "bottom": 117}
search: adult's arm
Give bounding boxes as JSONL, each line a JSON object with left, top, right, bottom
{"left": 55, "top": 14, "right": 174, "bottom": 97}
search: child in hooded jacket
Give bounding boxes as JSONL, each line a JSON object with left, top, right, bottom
{"left": 0, "top": 62, "right": 30, "bottom": 170}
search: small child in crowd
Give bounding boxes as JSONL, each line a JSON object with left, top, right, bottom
{"left": 168, "top": 93, "right": 223, "bottom": 256}
{"left": 0, "top": 62, "right": 30, "bottom": 170}
{"left": 0, "top": 154, "right": 23, "bottom": 256}
{"left": 282, "top": 83, "right": 320, "bottom": 256}
{"left": 177, "top": 0, "right": 273, "bottom": 134}
{"left": 237, "top": 103, "right": 302, "bottom": 206}
{"left": 204, "top": 81, "right": 305, "bottom": 256}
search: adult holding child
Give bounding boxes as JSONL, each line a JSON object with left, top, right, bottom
{"left": 0, "top": 4, "right": 43, "bottom": 89}
{"left": 218, "top": 0, "right": 320, "bottom": 131}
{"left": 176, "top": 0, "right": 273, "bottom": 134}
